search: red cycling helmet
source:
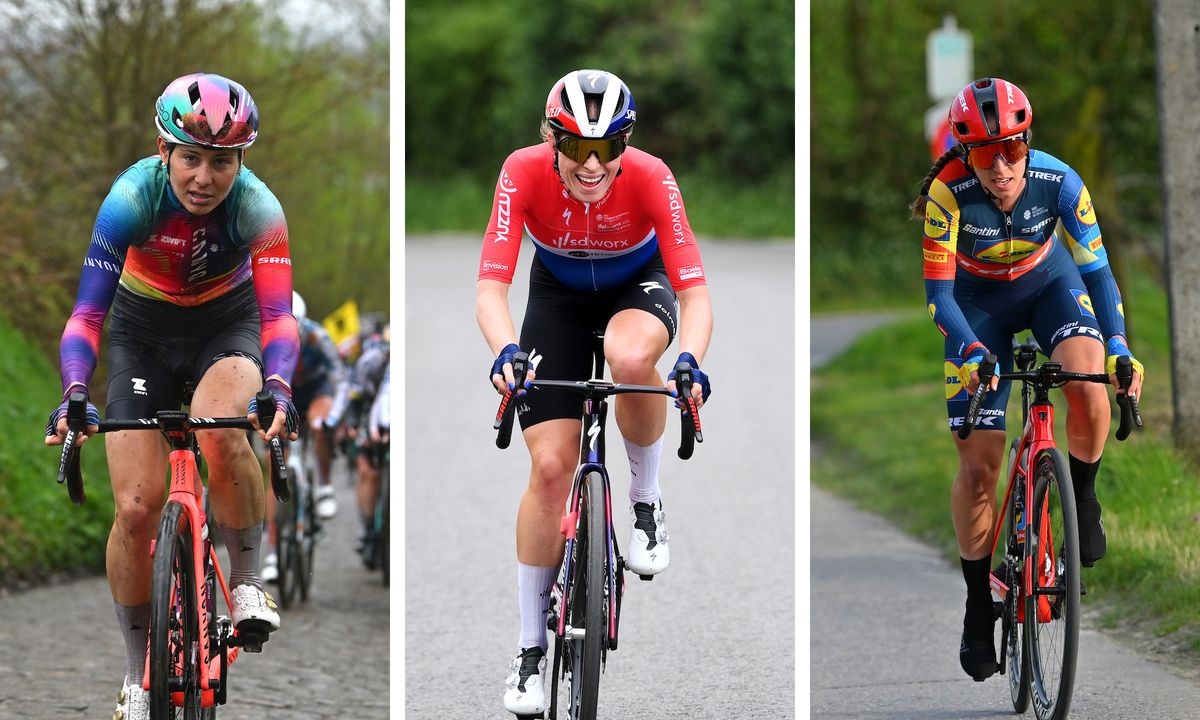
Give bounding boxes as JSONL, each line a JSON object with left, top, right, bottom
{"left": 949, "top": 78, "right": 1032, "bottom": 145}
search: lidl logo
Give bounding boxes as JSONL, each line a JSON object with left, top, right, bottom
{"left": 944, "top": 360, "right": 966, "bottom": 400}
{"left": 1076, "top": 187, "right": 1095, "bottom": 226}
{"left": 1071, "top": 289, "right": 1096, "bottom": 319}
{"left": 925, "top": 204, "right": 950, "bottom": 240}
{"left": 977, "top": 238, "right": 1040, "bottom": 264}
{"left": 928, "top": 303, "right": 937, "bottom": 319}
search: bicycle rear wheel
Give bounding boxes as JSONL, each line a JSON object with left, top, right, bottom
{"left": 298, "top": 479, "right": 316, "bottom": 600}
{"left": 1026, "top": 448, "right": 1079, "bottom": 720}
{"left": 150, "top": 501, "right": 202, "bottom": 720}
{"left": 380, "top": 458, "right": 390, "bottom": 588}
{"left": 275, "top": 490, "right": 300, "bottom": 609}
{"left": 562, "top": 472, "right": 607, "bottom": 720}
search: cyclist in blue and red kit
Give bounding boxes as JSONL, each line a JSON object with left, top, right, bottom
{"left": 911, "top": 77, "right": 1144, "bottom": 683}
{"left": 477, "top": 69, "right": 713, "bottom": 716}
{"left": 43, "top": 73, "right": 299, "bottom": 720}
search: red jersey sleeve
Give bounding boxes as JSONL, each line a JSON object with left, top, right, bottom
{"left": 478, "top": 150, "right": 531, "bottom": 284}
{"left": 641, "top": 157, "right": 706, "bottom": 291}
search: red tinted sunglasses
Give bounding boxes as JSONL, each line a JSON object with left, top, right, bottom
{"left": 963, "top": 137, "right": 1029, "bottom": 169}
{"left": 179, "top": 111, "right": 255, "bottom": 147}
{"left": 554, "top": 133, "right": 628, "bottom": 163}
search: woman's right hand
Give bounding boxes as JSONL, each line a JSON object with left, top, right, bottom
{"left": 43, "top": 389, "right": 100, "bottom": 447}
{"left": 489, "top": 343, "right": 536, "bottom": 395}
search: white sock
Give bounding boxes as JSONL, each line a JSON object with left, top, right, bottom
{"left": 517, "top": 563, "right": 557, "bottom": 652}
{"left": 625, "top": 434, "right": 664, "bottom": 504}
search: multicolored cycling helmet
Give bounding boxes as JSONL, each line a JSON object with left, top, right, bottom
{"left": 292, "top": 291, "right": 307, "bottom": 324}
{"left": 155, "top": 73, "right": 259, "bottom": 149}
{"left": 949, "top": 77, "right": 1032, "bottom": 145}
{"left": 545, "top": 69, "right": 636, "bottom": 139}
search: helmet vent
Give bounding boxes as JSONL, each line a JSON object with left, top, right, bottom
{"left": 980, "top": 101, "right": 999, "bottom": 135}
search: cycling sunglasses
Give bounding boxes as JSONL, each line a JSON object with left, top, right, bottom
{"left": 178, "top": 111, "right": 255, "bottom": 147}
{"left": 554, "top": 133, "right": 628, "bottom": 163}
{"left": 963, "top": 136, "right": 1029, "bottom": 169}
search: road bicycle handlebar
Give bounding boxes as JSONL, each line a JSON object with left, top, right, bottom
{"left": 958, "top": 353, "right": 1143, "bottom": 441}
{"left": 492, "top": 352, "right": 703, "bottom": 459}
{"left": 57, "top": 390, "right": 290, "bottom": 506}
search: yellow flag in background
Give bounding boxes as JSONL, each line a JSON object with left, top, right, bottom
{"left": 323, "top": 299, "right": 360, "bottom": 351}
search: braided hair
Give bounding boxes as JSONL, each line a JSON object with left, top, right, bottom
{"left": 909, "top": 147, "right": 960, "bottom": 220}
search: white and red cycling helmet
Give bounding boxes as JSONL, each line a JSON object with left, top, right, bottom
{"left": 545, "top": 69, "right": 636, "bottom": 139}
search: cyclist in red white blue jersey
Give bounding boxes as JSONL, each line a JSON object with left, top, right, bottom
{"left": 43, "top": 72, "right": 299, "bottom": 720}
{"left": 476, "top": 68, "right": 713, "bottom": 716}
{"left": 911, "top": 77, "right": 1144, "bottom": 683}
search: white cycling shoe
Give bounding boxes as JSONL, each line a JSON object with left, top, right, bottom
{"left": 627, "top": 501, "right": 669, "bottom": 576}
{"left": 503, "top": 646, "right": 547, "bottom": 716}
{"left": 315, "top": 484, "right": 338, "bottom": 520}
{"left": 113, "top": 676, "right": 149, "bottom": 720}
{"left": 261, "top": 551, "right": 279, "bottom": 583}
{"left": 230, "top": 584, "right": 281, "bottom": 634}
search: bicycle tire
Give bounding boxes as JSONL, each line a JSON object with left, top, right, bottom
{"left": 150, "top": 501, "right": 201, "bottom": 720}
{"left": 380, "top": 460, "right": 390, "bottom": 588}
{"left": 1026, "top": 448, "right": 1079, "bottom": 720}
{"left": 1002, "top": 444, "right": 1031, "bottom": 713}
{"left": 275, "top": 489, "right": 300, "bottom": 609}
{"left": 299, "top": 475, "right": 316, "bottom": 600}
{"left": 563, "top": 472, "right": 607, "bottom": 720}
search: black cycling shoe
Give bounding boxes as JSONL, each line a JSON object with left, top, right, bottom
{"left": 959, "top": 602, "right": 999, "bottom": 682}
{"left": 1076, "top": 496, "right": 1107, "bottom": 567}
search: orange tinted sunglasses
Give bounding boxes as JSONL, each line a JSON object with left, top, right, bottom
{"left": 964, "top": 137, "right": 1029, "bottom": 169}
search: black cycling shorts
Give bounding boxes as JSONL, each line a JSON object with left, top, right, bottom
{"left": 105, "top": 282, "right": 263, "bottom": 420}
{"left": 516, "top": 252, "right": 678, "bottom": 429}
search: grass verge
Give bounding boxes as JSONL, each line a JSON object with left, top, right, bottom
{"left": 0, "top": 314, "right": 112, "bottom": 587}
{"left": 812, "top": 270, "right": 1200, "bottom": 659}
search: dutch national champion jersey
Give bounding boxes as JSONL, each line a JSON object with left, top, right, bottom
{"left": 477, "top": 144, "right": 706, "bottom": 293}
{"left": 59, "top": 156, "right": 298, "bottom": 392}
{"left": 922, "top": 149, "right": 1126, "bottom": 359}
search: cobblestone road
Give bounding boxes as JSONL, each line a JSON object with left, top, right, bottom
{"left": 0, "top": 461, "right": 389, "bottom": 719}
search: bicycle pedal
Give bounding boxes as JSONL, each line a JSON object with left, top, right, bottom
{"left": 637, "top": 574, "right": 653, "bottom": 582}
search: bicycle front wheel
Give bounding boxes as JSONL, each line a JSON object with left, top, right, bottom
{"left": 563, "top": 472, "right": 608, "bottom": 720}
{"left": 1026, "top": 448, "right": 1079, "bottom": 720}
{"left": 150, "top": 501, "right": 201, "bottom": 720}
{"left": 276, "top": 489, "right": 300, "bottom": 609}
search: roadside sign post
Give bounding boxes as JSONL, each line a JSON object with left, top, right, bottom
{"left": 925, "top": 16, "right": 972, "bottom": 156}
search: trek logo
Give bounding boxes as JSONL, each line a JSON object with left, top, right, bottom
{"left": 641, "top": 281, "right": 664, "bottom": 295}
{"left": 963, "top": 223, "right": 1001, "bottom": 237}
{"left": 496, "top": 171, "right": 517, "bottom": 241}
{"left": 1005, "top": 81, "right": 1014, "bottom": 105}
{"left": 953, "top": 177, "right": 980, "bottom": 193}
{"left": 132, "top": 378, "right": 149, "bottom": 396}
{"left": 1028, "top": 170, "right": 1064, "bottom": 183}
{"left": 1051, "top": 321, "right": 1102, "bottom": 344}
{"left": 957, "top": 90, "right": 969, "bottom": 113}
{"left": 949, "top": 410, "right": 1002, "bottom": 429}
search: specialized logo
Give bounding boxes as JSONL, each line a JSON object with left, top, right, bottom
{"left": 587, "top": 420, "right": 601, "bottom": 451}
{"left": 132, "top": 377, "right": 148, "bottom": 396}
{"left": 924, "top": 204, "right": 950, "bottom": 240}
{"left": 496, "top": 170, "right": 517, "bottom": 241}
{"left": 1071, "top": 289, "right": 1096, "bottom": 318}
{"left": 546, "top": 107, "right": 562, "bottom": 118}
{"left": 584, "top": 71, "right": 603, "bottom": 89}
{"left": 640, "top": 281, "right": 664, "bottom": 295}
{"left": 562, "top": 207, "right": 573, "bottom": 226}
{"left": 976, "top": 238, "right": 1040, "bottom": 264}
{"left": 678, "top": 264, "right": 704, "bottom": 281}
{"left": 1076, "top": 187, "right": 1095, "bottom": 225}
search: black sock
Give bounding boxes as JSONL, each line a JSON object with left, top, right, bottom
{"left": 960, "top": 556, "right": 992, "bottom": 613}
{"left": 1069, "top": 454, "right": 1102, "bottom": 503}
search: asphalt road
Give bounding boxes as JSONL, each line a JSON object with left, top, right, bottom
{"left": 405, "top": 235, "right": 795, "bottom": 719}
{"left": 810, "top": 314, "right": 1200, "bottom": 719}
{"left": 0, "top": 458, "right": 389, "bottom": 720}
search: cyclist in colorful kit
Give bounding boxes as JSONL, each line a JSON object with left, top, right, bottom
{"left": 912, "top": 77, "right": 1144, "bottom": 682}
{"left": 476, "top": 68, "right": 713, "bottom": 716}
{"left": 43, "top": 73, "right": 299, "bottom": 720}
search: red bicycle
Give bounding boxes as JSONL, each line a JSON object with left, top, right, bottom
{"left": 959, "top": 340, "right": 1141, "bottom": 720}
{"left": 57, "top": 390, "right": 288, "bottom": 719}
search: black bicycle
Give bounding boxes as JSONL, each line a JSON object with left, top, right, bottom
{"left": 492, "top": 342, "right": 702, "bottom": 720}
{"left": 275, "top": 426, "right": 320, "bottom": 608}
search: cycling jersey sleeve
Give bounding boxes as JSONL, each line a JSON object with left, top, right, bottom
{"left": 922, "top": 179, "right": 986, "bottom": 359}
{"left": 1056, "top": 171, "right": 1127, "bottom": 341}
{"left": 315, "top": 326, "right": 346, "bottom": 386}
{"left": 641, "top": 158, "right": 706, "bottom": 291}
{"left": 238, "top": 183, "right": 299, "bottom": 387}
{"left": 478, "top": 151, "right": 531, "bottom": 284}
{"left": 59, "top": 167, "right": 154, "bottom": 393}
